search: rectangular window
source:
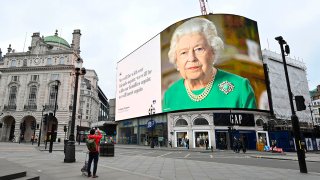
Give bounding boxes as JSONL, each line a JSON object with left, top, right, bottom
{"left": 86, "top": 110, "right": 89, "bottom": 115}
{"left": 59, "top": 57, "right": 64, "bottom": 64}
{"left": 47, "top": 58, "right": 52, "bottom": 65}
{"left": 31, "top": 75, "right": 39, "bottom": 82}
{"left": 8, "top": 86, "right": 17, "bottom": 108}
{"left": 11, "top": 76, "right": 19, "bottom": 82}
{"left": 49, "top": 85, "right": 58, "bottom": 108}
{"left": 28, "top": 85, "right": 37, "bottom": 108}
{"left": 23, "top": 59, "right": 28, "bottom": 66}
{"left": 11, "top": 60, "right": 16, "bottom": 67}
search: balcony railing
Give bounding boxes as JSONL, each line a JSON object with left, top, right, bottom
{"left": 24, "top": 104, "right": 37, "bottom": 111}
{"left": 4, "top": 104, "right": 17, "bottom": 111}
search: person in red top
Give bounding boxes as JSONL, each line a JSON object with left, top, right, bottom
{"left": 87, "top": 128, "right": 102, "bottom": 178}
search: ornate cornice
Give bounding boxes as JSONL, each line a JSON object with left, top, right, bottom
{"left": 4, "top": 51, "right": 73, "bottom": 58}
{"left": 0, "top": 65, "right": 74, "bottom": 72}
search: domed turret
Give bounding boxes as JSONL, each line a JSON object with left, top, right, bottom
{"left": 44, "top": 30, "right": 70, "bottom": 48}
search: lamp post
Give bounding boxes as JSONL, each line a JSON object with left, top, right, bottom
{"left": 275, "top": 36, "right": 307, "bottom": 173}
{"left": 49, "top": 80, "right": 60, "bottom": 153}
{"left": 308, "top": 104, "right": 315, "bottom": 128}
{"left": 148, "top": 104, "right": 155, "bottom": 148}
{"left": 64, "top": 59, "right": 86, "bottom": 163}
{"left": 78, "top": 113, "right": 82, "bottom": 145}
{"left": 38, "top": 106, "right": 45, "bottom": 147}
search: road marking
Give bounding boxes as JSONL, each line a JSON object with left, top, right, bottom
{"left": 100, "top": 164, "right": 161, "bottom": 179}
{"left": 184, "top": 153, "right": 190, "bottom": 158}
{"left": 157, "top": 152, "right": 172, "bottom": 157}
{"left": 210, "top": 155, "right": 213, "bottom": 158}
{"left": 139, "top": 151, "right": 155, "bottom": 155}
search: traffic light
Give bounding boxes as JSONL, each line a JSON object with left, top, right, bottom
{"left": 295, "top": 95, "right": 306, "bottom": 111}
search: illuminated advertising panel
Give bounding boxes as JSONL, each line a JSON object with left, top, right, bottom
{"left": 116, "top": 14, "right": 269, "bottom": 121}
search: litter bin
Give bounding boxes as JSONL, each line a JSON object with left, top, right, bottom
{"left": 100, "top": 143, "right": 114, "bottom": 157}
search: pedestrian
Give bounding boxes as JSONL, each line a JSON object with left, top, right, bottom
{"left": 186, "top": 138, "right": 189, "bottom": 149}
{"left": 205, "top": 138, "right": 209, "bottom": 150}
{"left": 87, "top": 128, "right": 102, "bottom": 178}
{"left": 168, "top": 140, "right": 172, "bottom": 148}
{"left": 242, "top": 136, "right": 247, "bottom": 153}
{"left": 233, "top": 137, "right": 239, "bottom": 153}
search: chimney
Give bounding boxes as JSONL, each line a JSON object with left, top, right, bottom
{"left": 72, "top": 29, "right": 81, "bottom": 54}
{"left": 31, "top": 32, "right": 41, "bottom": 47}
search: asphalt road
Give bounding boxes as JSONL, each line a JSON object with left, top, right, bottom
{"left": 115, "top": 148, "right": 320, "bottom": 173}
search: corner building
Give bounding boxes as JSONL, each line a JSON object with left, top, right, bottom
{"left": 0, "top": 30, "right": 103, "bottom": 143}
{"left": 115, "top": 14, "right": 314, "bottom": 151}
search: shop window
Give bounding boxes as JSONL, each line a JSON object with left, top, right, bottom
{"left": 175, "top": 119, "right": 188, "bottom": 126}
{"left": 195, "top": 131, "right": 208, "bottom": 148}
{"left": 193, "top": 118, "right": 209, "bottom": 125}
{"left": 176, "top": 132, "right": 188, "bottom": 147}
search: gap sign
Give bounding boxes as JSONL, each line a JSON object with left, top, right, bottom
{"left": 213, "top": 113, "right": 255, "bottom": 126}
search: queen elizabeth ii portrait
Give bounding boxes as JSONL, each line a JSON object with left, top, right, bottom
{"left": 162, "top": 17, "right": 257, "bottom": 112}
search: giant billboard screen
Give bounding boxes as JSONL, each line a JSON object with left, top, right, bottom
{"left": 116, "top": 14, "right": 269, "bottom": 121}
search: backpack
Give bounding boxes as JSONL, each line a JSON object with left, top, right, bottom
{"left": 86, "top": 139, "right": 96, "bottom": 152}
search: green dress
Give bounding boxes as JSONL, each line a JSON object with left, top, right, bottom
{"left": 162, "top": 69, "right": 257, "bottom": 112}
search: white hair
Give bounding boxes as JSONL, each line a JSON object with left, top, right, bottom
{"left": 168, "top": 17, "right": 224, "bottom": 64}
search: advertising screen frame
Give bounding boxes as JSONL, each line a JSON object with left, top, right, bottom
{"left": 116, "top": 14, "right": 270, "bottom": 121}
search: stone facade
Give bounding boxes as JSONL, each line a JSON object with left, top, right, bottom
{"left": 0, "top": 30, "right": 100, "bottom": 143}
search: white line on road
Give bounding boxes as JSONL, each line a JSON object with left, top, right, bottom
{"left": 184, "top": 153, "right": 190, "bottom": 158}
{"left": 100, "top": 164, "right": 161, "bottom": 179}
{"left": 210, "top": 155, "right": 213, "bottom": 158}
{"left": 157, "top": 152, "right": 172, "bottom": 157}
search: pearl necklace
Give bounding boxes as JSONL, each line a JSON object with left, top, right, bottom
{"left": 185, "top": 73, "right": 215, "bottom": 102}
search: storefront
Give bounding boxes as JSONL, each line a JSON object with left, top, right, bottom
{"left": 167, "top": 110, "right": 269, "bottom": 150}
{"left": 117, "top": 114, "right": 168, "bottom": 147}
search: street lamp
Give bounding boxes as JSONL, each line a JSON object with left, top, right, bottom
{"left": 78, "top": 113, "right": 82, "bottom": 145}
{"left": 38, "top": 106, "right": 46, "bottom": 147}
{"left": 53, "top": 80, "right": 61, "bottom": 117}
{"left": 148, "top": 104, "right": 156, "bottom": 148}
{"left": 49, "top": 80, "right": 60, "bottom": 153}
{"left": 308, "top": 104, "right": 315, "bottom": 127}
{"left": 275, "top": 36, "right": 307, "bottom": 173}
{"left": 64, "top": 58, "right": 86, "bottom": 163}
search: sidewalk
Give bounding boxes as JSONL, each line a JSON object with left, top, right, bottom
{"left": 2, "top": 142, "right": 319, "bottom": 179}
{"left": 38, "top": 142, "right": 320, "bottom": 162}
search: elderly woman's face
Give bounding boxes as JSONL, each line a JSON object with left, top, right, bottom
{"left": 175, "top": 33, "right": 214, "bottom": 81}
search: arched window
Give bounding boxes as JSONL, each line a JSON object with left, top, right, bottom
{"left": 175, "top": 119, "right": 188, "bottom": 126}
{"left": 28, "top": 85, "right": 38, "bottom": 109}
{"left": 193, "top": 118, "right": 209, "bottom": 125}
{"left": 256, "top": 119, "right": 264, "bottom": 127}
{"left": 8, "top": 86, "right": 17, "bottom": 109}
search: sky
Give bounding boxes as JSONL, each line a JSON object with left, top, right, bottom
{"left": 1, "top": 0, "right": 319, "bottom": 99}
